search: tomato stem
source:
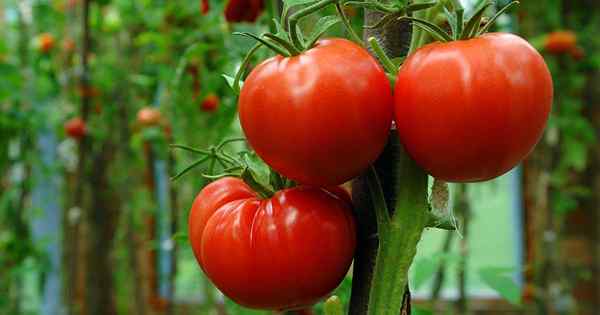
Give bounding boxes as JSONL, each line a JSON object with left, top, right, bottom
{"left": 233, "top": 43, "right": 261, "bottom": 94}
{"left": 366, "top": 153, "right": 429, "bottom": 315}
{"left": 335, "top": 3, "right": 364, "bottom": 45}
{"left": 367, "top": 37, "right": 398, "bottom": 74}
{"left": 289, "top": 0, "right": 337, "bottom": 50}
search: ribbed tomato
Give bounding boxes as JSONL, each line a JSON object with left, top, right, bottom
{"left": 395, "top": 33, "right": 553, "bottom": 182}
{"left": 239, "top": 38, "right": 393, "bottom": 186}
{"left": 188, "top": 177, "right": 356, "bottom": 310}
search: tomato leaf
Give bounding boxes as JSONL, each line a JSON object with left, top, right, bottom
{"left": 478, "top": 267, "right": 522, "bottom": 306}
{"left": 222, "top": 74, "right": 243, "bottom": 91}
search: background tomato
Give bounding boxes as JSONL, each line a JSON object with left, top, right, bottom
{"left": 395, "top": 33, "right": 553, "bottom": 182}
{"left": 37, "top": 33, "right": 55, "bottom": 53}
{"left": 239, "top": 38, "right": 393, "bottom": 186}
{"left": 224, "top": 0, "right": 264, "bottom": 23}
{"left": 65, "top": 117, "right": 86, "bottom": 139}
{"left": 544, "top": 30, "right": 577, "bottom": 54}
{"left": 188, "top": 177, "right": 356, "bottom": 310}
{"left": 201, "top": 93, "right": 219, "bottom": 112}
{"left": 136, "top": 107, "right": 162, "bottom": 126}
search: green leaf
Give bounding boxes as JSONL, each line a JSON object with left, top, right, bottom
{"left": 479, "top": 267, "right": 522, "bottom": 306}
{"left": 305, "top": 15, "right": 342, "bottom": 48}
{"left": 411, "top": 257, "right": 438, "bottom": 290}
{"left": 413, "top": 306, "right": 434, "bottom": 315}
{"left": 221, "top": 74, "right": 243, "bottom": 91}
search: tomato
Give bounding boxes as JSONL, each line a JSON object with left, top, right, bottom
{"left": 137, "top": 107, "right": 162, "bottom": 126}
{"left": 224, "top": 0, "right": 264, "bottom": 23}
{"left": 65, "top": 117, "right": 86, "bottom": 139}
{"left": 37, "top": 33, "right": 55, "bottom": 53}
{"left": 569, "top": 46, "right": 585, "bottom": 61}
{"left": 188, "top": 177, "right": 356, "bottom": 310}
{"left": 544, "top": 31, "right": 577, "bottom": 54}
{"left": 201, "top": 0, "right": 209, "bottom": 15}
{"left": 63, "top": 38, "right": 76, "bottom": 54}
{"left": 239, "top": 38, "right": 393, "bottom": 186}
{"left": 201, "top": 93, "right": 219, "bottom": 112}
{"left": 394, "top": 33, "right": 553, "bottom": 182}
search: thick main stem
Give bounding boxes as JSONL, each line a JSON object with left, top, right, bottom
{"left": 367, "top": 152, "right": 429, "bottom": 315}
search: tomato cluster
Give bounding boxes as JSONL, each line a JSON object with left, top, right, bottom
{"left": 189, "top": 12, "right": 552, "bottom": 312}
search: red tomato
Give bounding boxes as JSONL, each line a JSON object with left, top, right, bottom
{"left": 201, "top": 93, "right": 219, "bottom": 112}
{"left": 569, "top": 46, "right": 585, "bottom": 61}
{"left": 200, "top": 0, "right": 209, "bottom": 15}
{"left": 65, "top": 117, "right": 86, "bottom": 139}
{"left": 224, "top": 0, "right": 264, "bottom": 23}
{"left": 395, "top": 33, "right": 553, "bottom": 182}
{"left": 239, "top": 38, "right": 393, "bottom": 186}
{"left": 137, "top": 107, "right": 162, "bottom": 126}
{"left": 544, "top": 31, "right": 577, "bottom": 54}
{"left": 188, "top": 177, "right": 356, "bottom": 310}
{"left": 37, "top": 33, "right": 55, "bottom": 53}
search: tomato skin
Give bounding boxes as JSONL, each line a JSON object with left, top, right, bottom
{"left": 240, "top": 38, "right": 393, "bottom": 186}
{"left": 65, "top": 117, "right": 86, "bottom": 139}
{"left": 189, "top": 177, "right": 356, "bottom": 310}
{"left": 137, "top": 107, "right": 162, "bottom": 127}
{"left": 395, "top": 33, "right": 553, "bottom": 182}
{"left": 201, "top": 93, "right": 219, "bottom": 112}
{"left": 544, "top": 31, "right": 577, "bottom": 54}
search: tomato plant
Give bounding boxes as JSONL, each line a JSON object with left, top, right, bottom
{"left": 239, "top": 38, "right": 393, "bottom": 186}
{"left": 188, "top": 177, "right": 356, "bottom": 310}
{"left": 394, "top": 33, "right": 553, "bottom": 182}
{"left": 64, "top": 117, "right": 86, "bottom": 139}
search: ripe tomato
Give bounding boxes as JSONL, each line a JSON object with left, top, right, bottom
{"left": 201, "top": 93, "right": 219, "bottom": 112}
{"left": 188, "top": 177, "right": 356, "bottom": 310}
{"left": 65, "top": 117, "right": 86, "bottom": 139}
{"left": 137, "top": 107, "right": 162, "bottom": 126}
{"left": 395, "top": 33, "right": 553, "bottom": 182}
{"left": 37, "top": 33, "right": 55, "bottom": 53}
{"left": 224, "top": 0, "right": 264, "bottom": 23}
{"left": 544, "top": 31, "right": 577, "bottom": 54}
{"left": 239, "top": 38, "right": 393, "bottom": 186}
{"left": 201, "top": 0, "right": 209, "bottom": 15}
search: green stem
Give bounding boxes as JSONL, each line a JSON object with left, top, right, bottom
{"left": 289, "top": 0, "right": 337, "bottom": 50}
{"left": 324, "top": 296, "right": 344, "bottom": 315}
{"left": 408, "top": 0, "right": 444, "bottom": 54}
{"left": 233, "top": 43, "right": 261, "bottom": 94}
{"left": 241, "top": 168, "right": 275, "bottom": 199}
{"left": 368, "top": 37, "right": 398, "bottom": 74}
{"left": 367, "top": 155, "right": 429, "bottom": 315}
{"left": 335, "top": 3, "right": 364, "bottom": 45}
{"left": 366, "top": 166, "right": 391, "bottom": 233}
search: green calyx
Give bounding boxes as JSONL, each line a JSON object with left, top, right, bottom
{"left": 402, "top": 0, "right": 520, "bottom": 43}
{"left": 170, "top": 138, "right": 293, "bottom": 200}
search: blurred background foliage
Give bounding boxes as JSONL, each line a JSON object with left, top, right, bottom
{"left": 0, "top": 0, "right": 598, "bottom": 315}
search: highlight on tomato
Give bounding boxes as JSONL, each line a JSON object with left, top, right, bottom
{"left": 239, "top": 38, "right": 393, "bottom": 186}
{"left": 188, "top": 177, "right": 356, "bottom": 311}
{"left": 200, "top": 93, "right": 219, "bottom": 112}
{"left": 544, "top": 30, "right": 577, "bottom": 54}
{"left": 224, "top": 0, "right": 264, "bottom": 23}
{"left": 395, "top": 33, "right": 552, "bottom": 182}
{"left": 64, "top": 117, "right": 86, "bottom": 139}
{"left": 136, "top": 107, "right": 162, "bottom": 127}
